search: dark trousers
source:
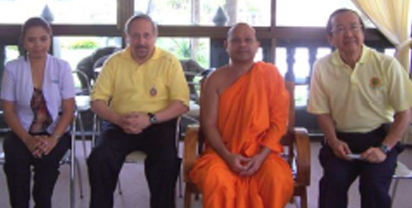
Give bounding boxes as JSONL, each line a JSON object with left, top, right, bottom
{"left": 318, "top": 125, "right": 401, "bottom": 208}
{"left": 87, "top": 119, "right": 181, "bottom": 208}
{"left": 3, "top": 131, "right": 71, "bottom": 208}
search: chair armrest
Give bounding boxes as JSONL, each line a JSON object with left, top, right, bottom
{"left": 293, "top": 127, "right": 311, "bottom": 186}
{"left": 183, "top": 124, "right": 200, "bottom": 182}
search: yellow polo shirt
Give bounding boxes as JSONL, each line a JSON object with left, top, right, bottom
{"left": 91, "top": 47, "right": 190, "bottom": 115}
{"left": 308, "top": 45, "right": 412, "bottom": 133}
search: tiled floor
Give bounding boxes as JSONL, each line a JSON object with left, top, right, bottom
{"left": 0, "top": 139, "right": 411, "bottom": 208}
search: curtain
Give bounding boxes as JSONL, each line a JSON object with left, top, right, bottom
{"left": 351, "top": 0, "right": 411, "bottom": 73}
{"left": 350, "top": 0, "right": 412, "bottom": 144}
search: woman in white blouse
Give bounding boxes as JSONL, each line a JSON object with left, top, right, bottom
{"left": 1, "top": 17, "right": 75, "bottom": 208}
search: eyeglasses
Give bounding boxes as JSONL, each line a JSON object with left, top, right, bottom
{"left": 331, "top": 25, "right": 363, "bottom": 35}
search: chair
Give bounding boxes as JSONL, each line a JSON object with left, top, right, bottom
{"left": 180, "top": 59, "right": 206, "bottom": 103}
{"left": 182, "top": 74, "right": 311, "bottom": 208}
{"left": 72, "top": 70, "right": 95, "bottom": 158}
{"left": 390, "top": 161, "right": 412, "bottom": 208}
{"left": 61, "top": 115, "right": 85, "bottom": 208}
{"left": 92, "top": 117, "right": 184, "bottom": 197}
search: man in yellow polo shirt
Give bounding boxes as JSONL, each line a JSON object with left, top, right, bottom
{"left": 87, "top": 14, "right": 189, "bottom": 208}
{"left": 308, "top": 9, "right": 412, "bottom": 208}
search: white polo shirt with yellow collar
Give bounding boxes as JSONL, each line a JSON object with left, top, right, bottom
{"left": 308, "top": 45, "right": 412, "bottom": 133}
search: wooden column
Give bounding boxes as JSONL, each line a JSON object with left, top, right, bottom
{"left": 270, "top": 0, "right": 277, "bottom": 64}
{"left": 285, "top": 47, "right": 296, "bottom": 82}
{"left": 0, "top": 43, "right": 4, "bottom": 75}
{"left": 260, "top": 39, "right": 274, "bottom": 63}
{"left": 307, "top": 47, "right": 317, "bottom": 85}
{"left": 117, "top": 0, "right": 134, "bottom": 47}
{"left": 210, "top": 38, "right": 228, "bottom": 68}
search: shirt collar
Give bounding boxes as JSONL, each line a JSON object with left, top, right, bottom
{"left": 331, "top": 44, "right": 370, "bottom": 66}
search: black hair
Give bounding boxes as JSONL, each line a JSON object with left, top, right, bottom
{"left": 19, "top": 17, "right": 52, "bottom": 60}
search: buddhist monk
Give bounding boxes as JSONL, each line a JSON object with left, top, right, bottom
{"left": 189, "top": 23, "right": 294, "bottom": 208}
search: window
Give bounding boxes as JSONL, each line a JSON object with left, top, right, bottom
{"left": 156, "top": 37, "right": 210, "bottom": 69}
{"left": 5, "top": 45, "right": 20, "bottom": 63}
{"left": 384, "top": 48, "right": 396, "bottom": 57}
{"left": 134, "top": 0, "right": 270, "bottom": 26}
{"left": 53, "top": 36, "right": 122, "bottom": 70}
{"left": 317, "top": 47, "right": 332, "bottom": 59}
{"left": 276, "top": 0, "right": 374, "bottom": 27}
{"left": 276, "top": 47, "right": 334, "bottom": 107}
{"left": 275, "top": 47, "right": 287, "bottom": 77}
{"left": 0, "top": 0, "right": 116, "bottom": 24}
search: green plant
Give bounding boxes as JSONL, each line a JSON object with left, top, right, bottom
{"left": 69, "top": 40, "right": 98, "bottom": 49}
{"left": 172, "top": 39, "right": 191, "bottom": 58}
{"left": 6, "top": 45, "right": 18, "bottom": 51}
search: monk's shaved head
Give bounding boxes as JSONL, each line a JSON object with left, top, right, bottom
{"left": 225, "top": 22, "right": 259, "bottom": 64}
{"left": 227, "top": 23, "right": 256, "bottom": 40}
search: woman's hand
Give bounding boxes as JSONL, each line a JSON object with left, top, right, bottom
{"left": 35, "top": 135, "right": 59, "bottom": 156}
{"left": 23, "top": 135, "right": 43, "bottom": 158}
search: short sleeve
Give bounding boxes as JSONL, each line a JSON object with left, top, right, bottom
{"left": 91, "top": 58, "right": 115, "bottom": 103}
{"left": 386, "top": 59, "right": 412, "bottom": 111}
{"left": 307, "top": 61, "right": 330, "bottom": 115}
{"left": 167, "top": 57, "right": 190, "bottom": 107}
{"left": 60, "top": 62, "right": 76, "bottom": 99}
{"left": 1, "top": 64, "right": 16, "bottom": 101}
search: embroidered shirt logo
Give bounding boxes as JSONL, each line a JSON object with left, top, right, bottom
{"left": 150, "top": 85, "right": 157, "bottom": 96}
{"left": 52, "top": 79, "right": 59, "bottom": 84}
{"left": 369, "top": 77, "right": 382, "bottom": 89}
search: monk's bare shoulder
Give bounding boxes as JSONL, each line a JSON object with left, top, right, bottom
{"left": 204, "top": 65, "right": 230, "bottom": 94}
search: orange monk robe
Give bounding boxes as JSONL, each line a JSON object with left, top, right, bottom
{"left": 190, "top": 62, "right": 294, "bottom": 208}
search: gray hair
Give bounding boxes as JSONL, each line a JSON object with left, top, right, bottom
{"left": 124, "top": 14, "right": 158, "bottom": 35}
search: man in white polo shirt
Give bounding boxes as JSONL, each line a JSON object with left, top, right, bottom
{"left": 308, "top": 8, "right": 412, "bottom": 208}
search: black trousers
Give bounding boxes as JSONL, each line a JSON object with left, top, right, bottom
{"left": 318, "top": 125, "right": 401, "bottom": 208}
{"left": 87, "top": 119, "right": 181, "bottom": 208}
{"left": 3, "top": 131, "right": 71, "bottom": 208}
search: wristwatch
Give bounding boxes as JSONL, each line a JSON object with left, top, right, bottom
{"left": 379, "top": 143, "right": 390, "bottom": 155}
{"left": 148, "top": 113, "right": 157, "bottom": 125}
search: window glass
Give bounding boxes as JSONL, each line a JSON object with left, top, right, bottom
{"left": 276, "top": 47, "right": 331, "bottom": 107}
{"left": 53, "top": 36, "right": 122, "bottom": 70}
{"left": 295, "top": 85, "right": 309, "bottom": 107}
{"left": 5, "top": 45, "right": 20, "bottom": 63}
{"left": 384, "top": 48, "right": 395, "bottom": 57}
{"left": 316, "top": 47, "right": 332, "bottom": 59}
{"left": 294, "top": 47, "right": 310, "bottom": 84}
{"left": 156, "top": 37, "right": 210, "bottom": 69}
{"left": 275, "top": 47, "right": 287, "bottom": 77}
{"left": 0, "top": 0, "right": 116, "bottom": 24}
{"left": 254, "top": 48, "right": 263, "bottom": 62}
{"left": 134, "top": 0, "right": 270, "bottom": 26}
{"left": 276, "top": 0, "right": 374, "bottom": 27}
